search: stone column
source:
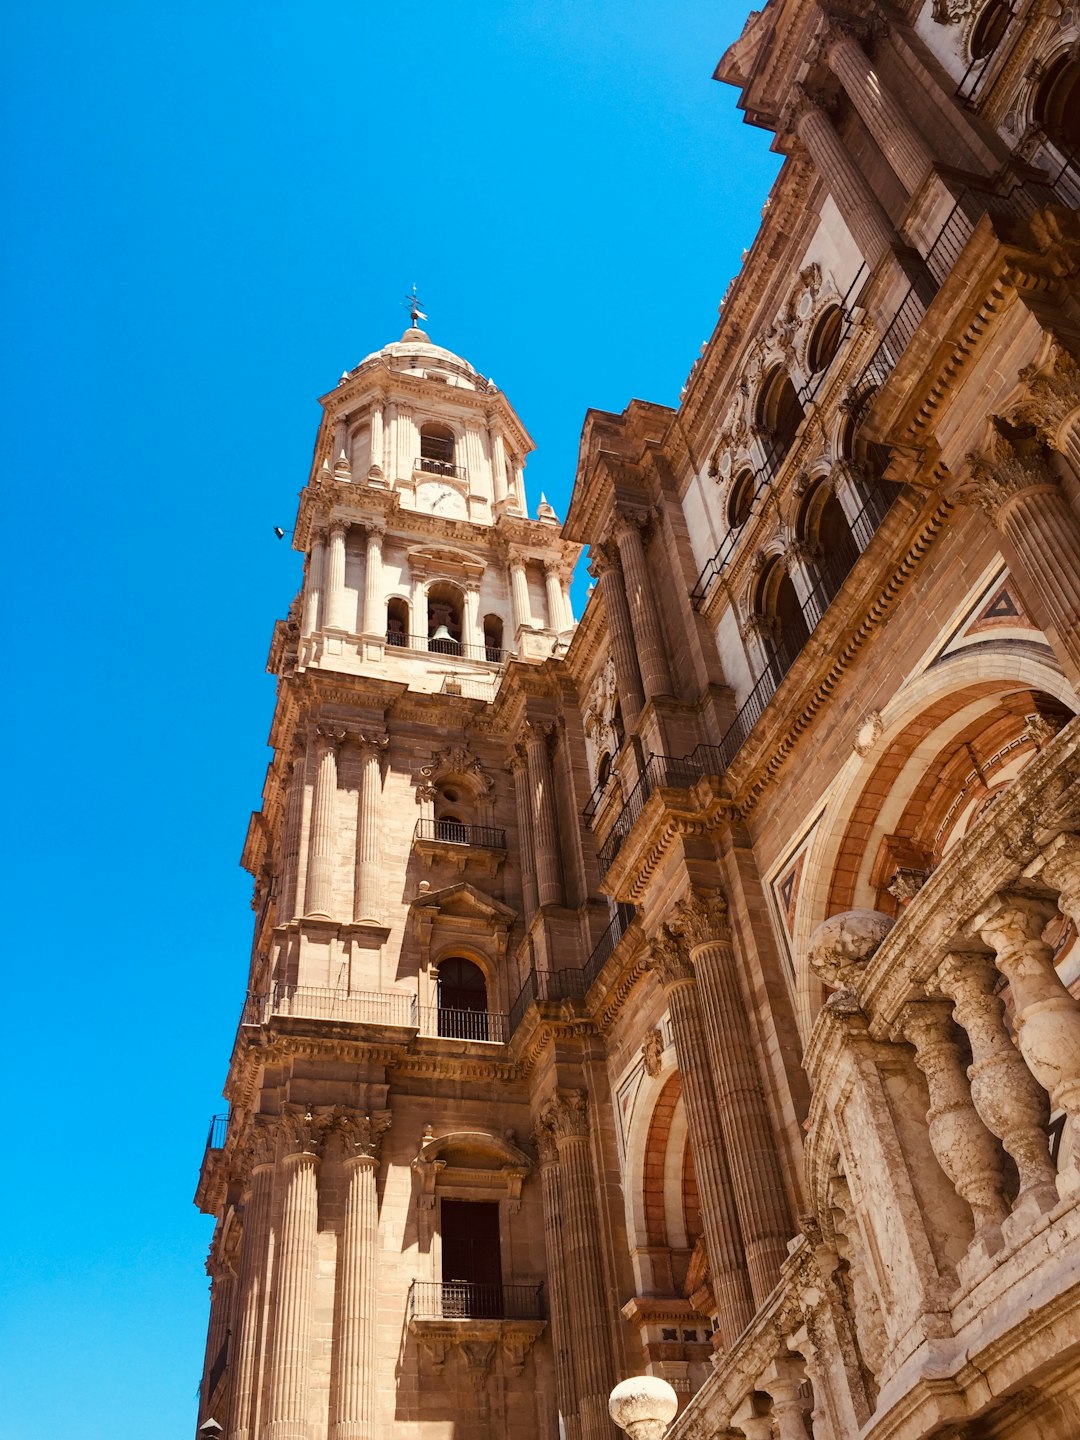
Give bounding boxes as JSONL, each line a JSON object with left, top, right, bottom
{"left": 510, "top": 748, "right": 539, "bottom": 918}
{"left": 301, "top": 530, "right": 326, "bottom": 637}
{"left": 783, "top": 541, "right": 827, "bottom": 630}
{"left": 1015, "top": 340, "right": 1080, "bottom": 477}
{"left": 202, "top": 1255, "right": 233, "bottom": 1421}
{"left": 613, "top": 514, "right": 672, "bottom": 700}
{"left": 354, "top": 735, "right": 388, "bottom": 926}
{"left": 534, "top": 1123, "right": 582, "bottom": 1440}
{"left": 560, "top": 572, "right": 574, "bottom": 628}
{"left": 410, "top": 571, "right": 427, "bottom": 645}
{"left": 509, "top": 550, "right": 533, "bottom": 633}
{"left": 305, "top": 728, "right": 342, "bottom": 919}
{"left": 956, "top": 433, "right": 1080, "bottom": 685}
{"left": 649, "top": 930, "right": 754, "bottom": 1346}
{"left": 279, "top": 741, "right": 306, "bottom": 922}
{"left": 463, "top": 585, "right": 482, "bottom": 653}
{"left": 229, "top": 1128, "right": 276, "bottom": 1440}
{"left": 361, "top": 524, "right": 384, "bottom": 637}
{"left": 263, "top": 1111, "right": 324, "bottom": 1440}
{"left": 757, "top": 1357, "right": 813, "bottom": 1440}
{"left": 488, "top": 425, "right": 508, "bottom": 507}
{"left": 330, "top": 1112, "right": 390, "bottom": 1440}
{"left": 325, "top": 521, "right": 350, "bottom": 632}
{"left": 385, "top": 402, "right": 397, "bottom": 481}
{"left": 897, "top": 999, "right": 1009, "bottom": 1233}
{"left": 369, "top": 398, "right": 385, "bottom": 480}
{"left": 536, "top": 1092, "right": 617, "bottom": 1440}
{"left": 544, "top": 561, "right": 566, "bottom": 631}
{"left": 979, "top": 893, "right": 1080, "bottom": 1124}
{"left": 667, "top": 892, "right": 792, "bottom": 1306}
{"left": 588, "top": 546, "right": 645, "bottom": 728}
{"left": 829, "top": 460, "right": 890, "bottom": 550}
{"left": 820, "top": 19, "right": 933, "bottom": 197}
{"left": 785, "top": 86, "right": 897, "bottom": 267}
{"left": 525, "top": 721, "right": 564, "bottom": 907}
{"left": 937, "top": 952, "right": 1058, "bottom": 1210}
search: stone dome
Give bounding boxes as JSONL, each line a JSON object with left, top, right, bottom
{"left": 350, "top": 325, "right": 487, "bottom": 390}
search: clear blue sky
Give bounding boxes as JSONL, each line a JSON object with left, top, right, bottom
{"left": 0, "top": 4, "right": 779, "bottom": 1435}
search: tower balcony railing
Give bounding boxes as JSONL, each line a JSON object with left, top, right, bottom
{"left": 408, "top": 1280, "right": 545, "bottom": 1321}
{"left": 415, "top": 456, "right": 467, "bottom": 481}
{"left": 243, "top": 984, "right": 418, "bottom": 1028}
{"left": 391, "top": 633, "right": 506, "bottom": 665}
{"left": 509, "top": 967, "right": 587, "bottom": 1034}
{"left": 417, "top": 1006, "right": 508, "bottom": 1043}
{"left": 205, "top": 1113, "right": 229, "bottom": 1152}
{"left": 413, "top": 818, "right": 507, "bottom": 850}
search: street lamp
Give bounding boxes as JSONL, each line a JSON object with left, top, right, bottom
{"left": 609, "top": 1375, "right": 680, "bottom": 1440}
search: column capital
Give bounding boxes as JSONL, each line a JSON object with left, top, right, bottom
{"left": 331, "top": 1107, "right": 392, "bottom": 1164}
{"left": 538, "top": 1087, "right": 590, "bottom": 1143}
{"left": 955, "top": 424, "right": 1059, "bottom": 522}
{"left": 1015, "top": 343, "right": 1080, "bottom": 445}
{"left": 279, "top": 1105, "right": 331, "bottom": 1159}
{"left": 1041, "top": 832, "right": 1080, "bottom": 911}
{"left": 315, "top": 723, "right": 348, "bottom": 752}
{"left": 976, "top": 891, "right": 1058, "bottom": 954}
{"left": 506, "top": 743, "right": 529, "bottom": 777}
{"left": 364, "top": 518, "right": 386, "bottom": 540}
{"left": 780, "top": 80, "right": 825, "bottom": 135}
{"left": 667, "top": 888, "right": 730, "bottom": 954}
{"left": 522, "top": 717, "right": 556, "bottom": 750}
{"left": 587, "top": 541, "right": 620, "bottom": 579}
{"left": 355, "top": 731, "right": 389, "bottom": 755}
{"left": 329, "top": 517, "right": 350, "bottom": 537}
{"left": 647, "top": 925, "right": 695, "bottom": 987}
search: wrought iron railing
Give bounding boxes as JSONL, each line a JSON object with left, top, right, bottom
{"left": 690, "top": 468, "right": 772, "bottom": 607}
{"left": 509, "top": 968, "right": 587, "bottom": 1034}
{"left": 955, "top": 1, "right": 1018, "bottom": 105}
{"left": 415, "top": 456, "right": 466, "bottom": 480}
{"left": 408, "top": 1280, "right": 544, "bottom": 1321}
{"left": 244, "top": 985, "right": 418, "bottom": 1028}
{"left": 796, "top": 263, "right": 869, "bottom": 409}
{"left": 393, "top": 633, "right": 505, "bottom": 664}
{"left": 413, "top": 818, "right": 507, "bottom": 849}
{"left": 418, "top": 1006, "right": 508, "bottom": 1043}
{"left": 583, "top": 905, "right": 636, "bottom": 989}
{"left": 205, "top": 1113, "right": 228, "bottom": 1151}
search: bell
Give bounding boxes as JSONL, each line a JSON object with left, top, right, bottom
{"left": 431, "top": 624, "right": 454, "bottom": 642}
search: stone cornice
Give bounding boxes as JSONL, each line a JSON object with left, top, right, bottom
{"left": 599, "top": 784, "right": 735, "bottom": 903}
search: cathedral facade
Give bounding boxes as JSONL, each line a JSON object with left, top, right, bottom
{"left": 195, "top": 0, "right": 1080, "bottom": 1436}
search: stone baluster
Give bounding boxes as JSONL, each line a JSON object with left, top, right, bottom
{"left": 524, "top": 721, "right": 564, "bottom": 908}
{"left": 896, "top": 999, "right": 1009, "bottom": 1234}
{"left": 613, "top": 514, "right": 672, "bottom": 700}
{"left": 488, "top": 425, "right": 508, "bottom": 507}
{"left": 361, "top": 524, "right": 384, "bottom": 637}
{"left": 978, "top": 893, "right": 1080, "bottom": 1126}
{"left": 229, "top": 1128, "right": 277, "bottom": 1440}
{"left": 263, "top": 1110, "right": 325, "bottom": 1440}
{"left": 937, "top": 953, "right": 1058, "bottom": 1212}
{"left": 955, "top": 430, "right": 1080, "bottom": 685}
{"left": 534, "top": 1118, "right": 582, "bottom": 1440}
{"left": 368, "top": 399, "right": 384, "bottom": 480}
{"left": 301, "top": 529, "right": 326, "bottom": 637}
{"left": 305, "top": 727, "right": 343, "bottom": 919}
{"left": 509, "top": 550, "right": 533, "bottom": 633}
{"left": 354, "top": 735, "right": 388, "bottom": 926}
{"left": 784, "top": 85, "right": 899, "bottom": 267}
{"left": 544, "top": 560, "right": 566, "bottom": 632}
{"left": 649, "top": 929, "right": 755, "bottom": 1346}
{"left": 757, "top": 1356, "right": 813, "bottom": 1440}
{"left": 537, "top": 1091, "right": 617, "bottom": 1440}
{"left": 588, "top": 546, "right": 645, "bottom": 728}
{"left": 509, "top": 748, "right": 539, "bottom": 919}
{"left": 330, "top": 1111, "right": 390, "bottom": 1440}
{"left": 819, "top": 18, "right": 933, "bottom": 197}
{"left": 325, "top": 521, "right": 350, "bottom": 633}
{"left": 667, "top": 892, "right": 793, "bottom": 1305}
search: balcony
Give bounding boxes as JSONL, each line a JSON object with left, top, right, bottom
{"left": 388, "top": 632, "right": 505, "bottom": 665}
{"left": 414, "top": 455, "right": 467, "bottom": 481}
{"left": 205, "top": 1112, "right": 228, "bottom": 1151}
{"left": 242, "top": 984, "right": 418, "bottom": 1029}
{"left": 509, "top": 967, "right": 587, "bottom": 1034}
{"left": 416, "top": 1005, "right": 508, "bottom": 1044}
{"left": 409, "top": 1280, "right": 545, "bottom": 1322}
{"left": 413, "top": 818, "right": 506, "bottom": 850}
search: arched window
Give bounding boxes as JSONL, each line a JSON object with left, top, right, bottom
{"left": 756, "top": 557, "right": 810, "bottom": 685}
{"left": 596, "top": 752, "right": 612, "bottom": 788}
{"left": 806, "top": 305, "right": 844, "bottom": 376}
{"left": 970, "top": 0, "right": 1009, "bottom": 60}
{"left": 419, "top": 423, "right": 457, "bottom": 476}
{"left": 387, "top": 596, "right": 409, "bottom": 647}
{"left": 611, "top": 699, "right": 625, "bottom": 751}
{"left": 427, "top": 582, "right": 463, "bottom": 654}
{"left": 727, "top": 468, "right": 756, "bottom": 529}
{"left": 803, "top": 483, "right": 859, "bottom": 610}
{"left": 756, "top": 368, "right": 805, "bottom": 477}
{"left": 1034, "top": 54, "right": 1080, "bottom": 156}
{"left": 437, "top": 957, "right": 489, "bottom": 1039}
{"left": 483, "top": 613, "right": 504, "bottom": 662}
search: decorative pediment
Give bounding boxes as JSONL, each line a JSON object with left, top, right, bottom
{"left": 412, "top": 1126, "right": 534, "bottom": 1210}
{"left": 411, "top": 882, "right": 516, "bottom": 927}
{"left": 407, "top": 543, "right": 485, "bottom": 581}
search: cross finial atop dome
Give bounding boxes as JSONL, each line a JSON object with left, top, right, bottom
{"left": 402, "top": 283, "right": 429, "bottom": 340}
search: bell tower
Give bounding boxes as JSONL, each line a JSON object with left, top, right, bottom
{"left": 194, "top": 324, "right": 582, "bottom": 1440}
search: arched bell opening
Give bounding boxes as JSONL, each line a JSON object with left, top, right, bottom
{"left": 427, "top": 581, "right": 464, "bottom": 654}
{"left": 386, "top": 596, "right": 409, "bottom": 647}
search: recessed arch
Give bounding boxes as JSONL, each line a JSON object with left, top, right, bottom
{"left": 806, "top": 304, "right": 844, "bottom": 376}
{"left": 1034, "top": 52, "right": 1080, "bottom": 156}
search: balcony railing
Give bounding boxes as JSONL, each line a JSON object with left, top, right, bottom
{"left": 243, "top": 985, "right": 418, "bottom": 1028}
{"left": 415, "top": 456, "right": 466, "bottom": 480}
{"left": 205, "top": 1112, "right": 228, "bottom": 1151}
{"left": 391, "top": 633, "right": 506, "bottom": 665}
{"left": 413, "top": 818, "right": 507, "bottom": 849}
{"left": 417, "top": 1006, "right": 508, "bottom": 1043}
{"left": 409, "top": 1280, "right": 545, "bottom": 1321}
{"left": 690, "top": 468, "right": 772, "bottom": 608}
{"left": 583, "top": 905, "right": 636, "bottom": 989}
{"left": 509, "top": 967, "right": 587, "bottom": 1034}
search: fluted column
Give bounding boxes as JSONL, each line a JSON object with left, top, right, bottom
{"left": 525, "top": 721, "right": 564, "bottom": 907}
{"left": 820, "top": 19, "right": 933, "bottom": 197}
{"left": 544, "top": 561, "right": 566, "bottom": 631}
{"left": 368, "top": 399, "right": 384, "bottom": 479}
{"left": 510, "top": 748, "right": 539, "bottom": 918}
{"left": 937, "top": 952, "right": 1058, "bottom": 1209}
{"left": 668, "top": 892, "right": 792, "bottom": 1305}
{"left": 302, "top": 530, "right": 327, "bottom": 637}
{"left": 361, "top": 524, "right": 384, "bottom": 636}
{"left": 410, "top": 570, "right": 427, "bottom": 643}
{"left": 325, "top": 521, "right": 350, "bottom": 632}
{"left": 979, "top": 893, "right": 1080, "bottom": 1123}
{"left": 229, "top": 1128, "right": 276, "bottom": 1440}
{"left": 534, "top": 1124, "right": 581, "bottom": 1440}
{"left": 488, "top": 425, "right": 508, "bottom": 507}
{"left": 263, "top": 1111, "right": 324, "bottom": 1440}
{"left": 202, "top": 1256, "right": 234, "bottom": 1421}
{"left": 509, "top": 549, "right": 533, "bottom": 633}
{"left": 785, "top": 86, "right": 897, "bottom": 266}
{"left": 305, "top": 727, "right": 342, "bottom": 919}
{"left": 331, "top": 1111, "right": 390, "bottom": 1440}
{"left": 354, "top": 734, "right": 388, "bottom": 925}
{"left": 279, "top": 740, "right": 306, "bottom": 921}
{"left": 463, "top": 585, "right": 482, "bottom": 652}
{"left": 536, "top": 1092, "right": 617, "bottom": 1440}
{"left": 897, "top": 999, "right": 1009, "bottom": 1233}
{"left": 650, "top": 930, "right": 754, "bottom": 1346}
{"left": 589, "top": 546, "right": 645, "bottom": 727}
{"left": 613, "top": 514, "right": 671, "bottom": 699}
{"left": 385, "top": 402, "right": 397, "bottom": 481}
{"left": 956, "top": 433, "right": 1080, "bottom": 684}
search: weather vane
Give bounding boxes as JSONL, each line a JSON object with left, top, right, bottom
{"left": 404, "top": 283, "right": 428, "bottom": 328}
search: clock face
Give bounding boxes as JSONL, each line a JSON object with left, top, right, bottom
{"left": 417, "top": 481, "right": 466, "bottom": 518}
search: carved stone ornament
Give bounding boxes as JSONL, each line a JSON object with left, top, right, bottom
{"left": 333, "top": 1108, "right": 392, "bottom": 1163}
{"left": 279, "top": 1105, "right": 330, "bottom": 1157}
{"left": 420, "top": 741, "right": 494, "bottom": 798}
{"left": 647, "top": 926, "right": 695, "bottom": 987}
{"left": 538, "top": 1088, "right": 589, "bottom": 1143}
{"left": 805, "top": 909, "right": 895, "bottom": 990}
{"left": 1014, "top": 343, "right": 1080, "bottom": 444}
{"left": 666, "top": 888, "right": 729, "bottom": 952}
{"left": 641, "top": 1027, "right": 665, "bottom": 1077}
{"left": 245, "top": 1122, "right": 278, "bottom": 1173}
{"left": 887, "top": 867, "right": 931, "bottom": 905}
{"left": 853, "top": 710, "right": 884, "bottom": 757}
{"left": 956, "top": 421, "right": 1057, "bottom": 522}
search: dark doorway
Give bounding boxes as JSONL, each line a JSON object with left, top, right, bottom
{"left": 437, "top": 957, "right": 489, "bottom": 1040}
{"left": 440, "top": 1199, "right": 503, "bottom": 1316}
